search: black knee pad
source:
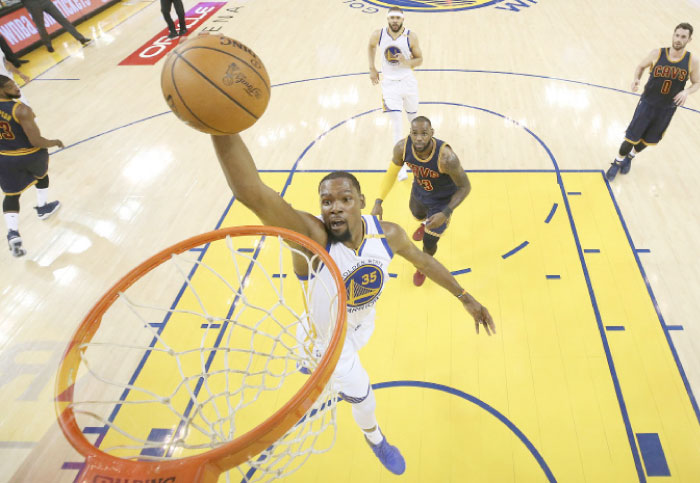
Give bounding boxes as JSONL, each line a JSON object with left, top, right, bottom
{"left": 619, "top": 141, "right": 636, "bottom": 156}
{"left": 423, "top": 232, "right": 439, "bottom": 255}
{"left": 35, "top": 175, "right": 49, "bottom": 189}
{"left": 3, "top": 195, "right": 20, "bottom": 213}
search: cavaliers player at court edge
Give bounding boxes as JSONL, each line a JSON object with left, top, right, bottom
{"left": 606, "top": 23, "right": 699, "bottom": 181}
{"left": 372, "top": 116, "right": 470, "bottom": 287}
{"left": 0, "top": 76, "right": 63, "bottom": 257}
{"left": 210, "top": 132, "right": 494, "bottom": 475}
{"left": 368, "top": 7, "right": 423, "bottom": 182}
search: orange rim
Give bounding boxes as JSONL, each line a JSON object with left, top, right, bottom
{"left": 55, "top": 225, "right": 347, "bottom": 482}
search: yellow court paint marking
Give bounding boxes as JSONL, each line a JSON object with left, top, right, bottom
{"left": 17, "top": 1, "right": 154, "bottom": 82}
{"left": 94, "top": 172, "right": 699, "bottom": 482}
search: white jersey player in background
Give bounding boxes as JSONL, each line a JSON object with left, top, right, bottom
{"left": 211, "top": 133, "right": 495, "bottom": 475}
{"left": 368, "top": 7, "right": 423, "bottom": 181}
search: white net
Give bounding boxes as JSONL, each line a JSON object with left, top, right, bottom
{"left": 68, "top": 231, "right": 344, "bottom": 482}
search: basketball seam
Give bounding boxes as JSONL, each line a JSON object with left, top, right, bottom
{"left": 170, "top": 56, "right": 229, "bottom": 135}
{"left": 175, "top": 52, "right": 261, "bottom": 120}
{"left": 178, "top": 45, "right": 271, "bottom": 97}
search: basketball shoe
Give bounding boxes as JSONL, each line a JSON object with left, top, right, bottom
{"left": 413, "top": 270, "right": 426, "bottom": 287}
{"left": 619, "top": 156, "right": 632, "bottom": 174}
{"left": 365, "top": 431, "right": 406, "bottom": 475}
{"left": 34, "top": 200, "right": 61, "bottom": 220}
{"left": 606, "top": 160, "right": 621, "bottom": 181}
{"left": 412, "top": 224, "right": 425, "bottom": 241}
{"left": 7, "top": 230, "right": 26, "bottom": 257}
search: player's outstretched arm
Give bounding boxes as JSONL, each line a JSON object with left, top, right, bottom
{"left": 371, "top": 139, "right": 405, "bottom": 219}
{"left": 381, "top": 220, "right": 495, "bottom": 335}
{"left": 211, "top": 134, "right": 327, "bottom": 244}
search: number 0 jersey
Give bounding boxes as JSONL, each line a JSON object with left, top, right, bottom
{"left": 0, "top": 99, "right": 39, "bottom": 155}
{"left": 642, "top": 48, "right": 692, "bottom": 107}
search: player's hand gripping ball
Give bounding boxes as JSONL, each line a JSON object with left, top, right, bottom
{"left": 161, "top": 34, "right": 271, "bottom": 135}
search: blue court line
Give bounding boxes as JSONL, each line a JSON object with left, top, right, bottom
{"left": 636, "top": 433, "right": 671, "bottom": 476}
{"left": 140, "top": 428, "right": 174, "bottom": 458}
{"left": 272, "top": 273, "right": 287, "bottom": 278}
{"left": 501, "top": 241, "right": 529, "bottom": 259}
{"left": 635, "top": 249, "right": 651, "bottom": 253}
{"left": 189, "top": 247, "right": 205, "bottom": 252}
{"left": 665, "top": 325, "right": 684, "bottom": 331}
{"left": 237, "top": 248, "right": 255, "bottom": 253}
{"left": 545, "top": 275, "right": 561, "bottom": 280}
{"left": 584, "top": 249, "right": 600, "bottom": 254}
{"left": 606, "top": 326, "right": 626, "bottom": 331}
{"left": 567, "top": 191, "right": 582, "bottom": 195}
{"left": 451, "top": 268, "right": 472, "bottom": 276}
{"left": 373, "top": 381, "right": 556, "bottom": 482}
{"left": 389, "top": 273, "right": 398, "bottom": 278}
{"left": 604, "top": 178, "right": 700, "bottom": 425}
{"left": 200, "top": 323, "right": 222, "bottom": 329}
{"left": 544, "top": 203, "right": 558, "bottom": 224}
{"left": 556, "top": 174, "right": 646, "bottom": 482}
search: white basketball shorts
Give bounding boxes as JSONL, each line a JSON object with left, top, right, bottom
{"left": 381, "top": 74, "right": 419, "bottom": 114}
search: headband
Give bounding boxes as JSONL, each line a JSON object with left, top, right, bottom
{"left": 387, "top": 11, "right": 404, "bottom": 18}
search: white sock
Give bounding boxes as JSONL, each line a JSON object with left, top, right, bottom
{"left": 4, "top": 212, "right": 19, "bottom": 231}
{"left": 389, "top": 111, "right": 403, "bottom": 144}
{"left": 36, "top": 188, "right": 48, "bottom": 207}
{"left": 615, "top": 155, "right": 625, "bottom": 162}
{"left": 629, "top": 149, "right": 639, "bottom": 158}
{"left": 364, "top": 426, "right": 383, "bottom": 445}
{"left": 351, "top": 387, "right": 378, "bottom": 432}
{"left": 406, "top": 111, "right": 417, "bottom": 124}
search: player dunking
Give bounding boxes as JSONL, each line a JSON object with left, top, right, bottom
{"left": 210, "top": 132, "right": 494, "bottom": 475}
{"left": 368, "top": 7, "right": 423, "bottom": 182}
{"left": 372, "top": 116, "right": 470, "bottom": 287}
{"left": 606, "top": 23, "right": 699, "bottom": 181}
{"left": 0, "top": 76, "right": 63, "bottom": 257}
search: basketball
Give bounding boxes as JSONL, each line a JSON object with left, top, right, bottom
{"left": 160, "top": 35, "right": 271, "bottom": 135}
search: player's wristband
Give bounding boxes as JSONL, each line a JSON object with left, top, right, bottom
{"left": 456, "top": 289, "right": 468, "bottom": 299}
{"left": 442, "top": 206, "right": 453, "bottom": 218}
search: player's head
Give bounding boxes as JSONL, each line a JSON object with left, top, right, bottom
{"left": 0, "top": 75, "right": 20, "bottom": 99}
{"left": 387, "top": 7, "right": 404, "bottom": 32}
{"left": 673, "top": 23, "right": 693, "bottom": 50}
{"left": 318, "top": 172, "right": 366, "bottom": 243}
{"left": 409, "top": 116, "right": 435, "bottom": 152}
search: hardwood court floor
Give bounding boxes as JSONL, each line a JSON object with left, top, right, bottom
{"left": 2, "top": 0, "right": 700, "bottom": 481}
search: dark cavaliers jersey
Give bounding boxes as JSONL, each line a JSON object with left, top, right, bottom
{"left": 403, "top": 136, "right": 457, "bottom": 198}
{"left": 0, "top": 99, "right": 38, "bottom": 155}
{"left": 642, "top": 48, "right": 692, "bottom": 107}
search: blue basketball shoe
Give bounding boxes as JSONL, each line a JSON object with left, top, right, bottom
{"left": 619, "top": 156, "right": 632, "bottom": 174}
{"left": 7, "top": 230, "right": 26, "bottom": 257}
{"left": 365, "top": 431, "right": 406, "bottom": 475}
{"left": 34, "top": 200, "right": 61, "bottom": 220}
{"left": 606, "top": 160, "right": 621, "bottom": 181}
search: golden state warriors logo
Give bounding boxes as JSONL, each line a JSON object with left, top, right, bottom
{"left": 345, "top": 264, "right": 384, "bottom": 308}
{"left": 384, "top": 46, "right": 402, "bottom": 64}
{"left": 365, "top": 0, "right": 502, "bottom": 12}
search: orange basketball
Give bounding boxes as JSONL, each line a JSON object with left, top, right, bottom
{"left": 161, "top": 35, "right": 271, "bottom": 135}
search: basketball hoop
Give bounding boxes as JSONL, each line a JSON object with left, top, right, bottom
{"left": 55, "top": 226, "right": 347, "bottom": 482}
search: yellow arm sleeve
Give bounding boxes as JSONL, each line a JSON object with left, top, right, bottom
{"left": 377, "top": 162, "right": 402, "bottom": 201}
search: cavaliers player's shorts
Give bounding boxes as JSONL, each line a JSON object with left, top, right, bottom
{"left": 409, "top": 182, "right": 457, "bottom": 237}
{"left": 381, "top": 74, "right": 419, "bottom": 114}
{"left": 0, "top": 148, "right": 49, "bottom": 195}
{"left": 625, "top": 99, "right": 677, "bottom": 145}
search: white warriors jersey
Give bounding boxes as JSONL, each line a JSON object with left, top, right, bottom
{"left": 378, "top": 27, "right": 414, "bottom": 81}
{"left": 305, "top": 215, "right": 394, "bottom": 342}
